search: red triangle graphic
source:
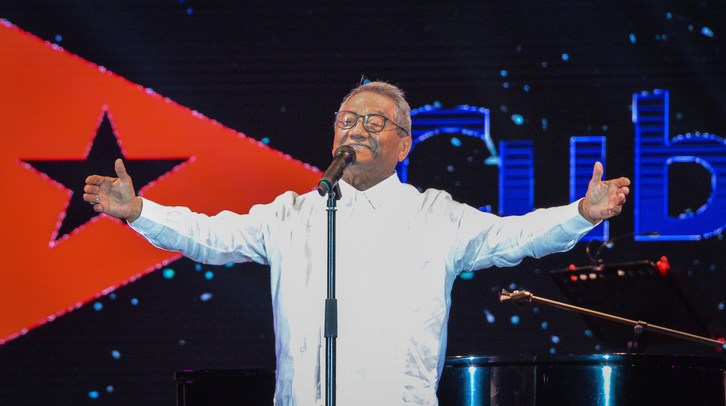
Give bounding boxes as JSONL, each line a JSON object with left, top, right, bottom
{"left": 0, "top": 20, "right": 320, "bottom": 343}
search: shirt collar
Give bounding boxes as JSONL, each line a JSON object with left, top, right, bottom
{"left": 339, "top": 172, "right": 402, "bottom": 210}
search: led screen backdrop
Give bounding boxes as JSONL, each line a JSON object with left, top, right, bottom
{"left": 2, "top": 1, "right": 726, "bottom": 405}
{"left": 0, "top": 20, "right": 319, "bottom": 344}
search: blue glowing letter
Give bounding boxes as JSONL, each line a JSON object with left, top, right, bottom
{"left": 498, "top": 140, "right": 534, "bottom": 215}
{"left": 569, "top": 136, "right": 608, "bottom": 241}
{"left": 633, "top": 90, "right": 726, "bottom": 240}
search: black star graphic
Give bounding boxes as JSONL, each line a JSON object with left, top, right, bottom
{"left": 22, "top": 110, "right": 190, "bottom": 244}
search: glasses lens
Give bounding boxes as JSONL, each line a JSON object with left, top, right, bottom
{"left": 336, "top": 112, "right": 357, "bottom": 129}
{"left": 364, "top": 114, "right": 386, "bottom": 133}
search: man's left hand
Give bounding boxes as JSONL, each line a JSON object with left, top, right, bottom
{"left": 579, "top": 161, "right": 631, "bottom": 224}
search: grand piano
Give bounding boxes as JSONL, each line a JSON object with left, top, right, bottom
{"left": 175, "top": 353, "right": 726, "bottom": 405}
{"left": 176, "top": 262, "right": 726, "bottom": 405}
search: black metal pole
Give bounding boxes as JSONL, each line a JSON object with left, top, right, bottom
{"left": 324, "top": 189, "right": 338, "bottom": 406}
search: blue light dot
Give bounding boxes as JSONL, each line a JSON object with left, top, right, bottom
{"left": 450, "top": 137, "right": 462, "bottom": 147}
{"left": 551, "top": 335, "right": 560, "bottom": 343}
{"left": 225, "top": 263, "right": 234, "bottom": 268}
{"left": 511, "top": 114, "right": 524, "bottom": 125}
{"left": 666, "top": 12, "right": 672, "bottom": 19}
{"left": 200, "top": 293, "right": 213, "bottom": 302}
{"left": 195, "top": 263, "right": 202, "bottom": 271}
{"left": 205, "top": 271, "right": 214, "bottom": 280}
{"left": 523, "top": 85, "right": 530, "bottom": 92}
{"left": 111, "top": 350, "right": 121, "bottom": 359}
{"left": 55, "top": 34, "right": 62, "bottom": 42}
{"left": 541, "top": 322, "right": 548, "bottom": 329}
{"left": 500, "top": 70, "right": 508, "bottom": 78}
{"left": 550, "top": 347, "right": 557, "bottom": 354}
{"left": 542, "top": 118, "right": 548, "bottom": 131}
{"left": 701, "top": 27, "right": 714, "bottom": 38}
{"left": 508, "top": 283, "right": 516, "bottom": 290}
{"left": 89, "top": 391, "right": 99, "bottom": 399}
{"left": 585, "top": 329, "right": 593, "bottom": 337}
{"left": 459, "top": 271, "right": 474, "bottom": 280}
{"left": 186, "top": 8, "right": 193, "bottom": 15}
{"left": 106, "top": 386, "right": 114, "bottom": 393}
{"left": 446, "top": 165, "right": 455, "bottom": 173}
{"left": 93, "top": 302, "right": 103, "bottom": 311}
{"left": 718, "top": 301, "right": 724, "bottom": 311}
{"left": 163, "top": 268, "right": 175, "bottom": 279}
{"left": 262, "top": 137, "right": 270, "bottom": 145}
{"left": 502, "top": 82, "right": 510, "bottom": 88}
{"left": 510, "top": 315, "right": 520, "bottom": 325}
{"left": 109, "top": 293, "right": 116, "bottom": 300}
{"left": 484, "top": 309, "right": 495, "bottom": 324}
{"left": 629, "top": 33, "right": 636, "bottom": 44}
{"left": 561, "top": 53, "right": 569, "bottom": 61}
{"left": 131, "top": 298, "right": 139, "bottom": 306}
{"left": 541, "top": 62, "right": 548, "bottom": 68}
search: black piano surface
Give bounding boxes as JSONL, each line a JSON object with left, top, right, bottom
{"left": 175, "top": 353, "right": 726, "bottom": 405}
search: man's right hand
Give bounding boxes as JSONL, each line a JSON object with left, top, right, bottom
{"left": 83, "top": 158, "right": 143, "bottom": 223}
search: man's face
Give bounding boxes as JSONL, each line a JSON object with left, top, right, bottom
{"left": 333, "top": 91, "right": 411, "bottom": 180}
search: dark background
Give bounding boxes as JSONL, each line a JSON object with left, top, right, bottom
{"left": 2, "top": 1, "right": 726, "bottom": 404}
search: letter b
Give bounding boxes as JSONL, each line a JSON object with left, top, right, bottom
{"left": 633, "top": 90, "right": 726, "bottom": 240}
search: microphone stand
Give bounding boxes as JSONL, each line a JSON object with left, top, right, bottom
{"left": 324, "top": 184, "right": 340, "bottom": 406}
{"left": 499, "top": 289, "right": 726, "bottom": 351}
{"left": 317, "top": 146, "right": 354, "bottom": 406}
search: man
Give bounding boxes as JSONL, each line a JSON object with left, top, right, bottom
{"left": 84, "top": 81, "right": 630, "bottom": 405}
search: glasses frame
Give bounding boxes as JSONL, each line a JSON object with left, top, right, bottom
{"left": 334, "top": 111, "right": 408, "bottom": 136}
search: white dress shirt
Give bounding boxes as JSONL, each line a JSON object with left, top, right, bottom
{"left": 130, "top": 173, "right": 594, "bottom": 405}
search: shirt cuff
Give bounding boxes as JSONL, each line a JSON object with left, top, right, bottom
{"left": 562, "top": 199, "right": 598, "bottom": 236}
{"left": 128, "top": 197, "right": 166, "bottom": 239}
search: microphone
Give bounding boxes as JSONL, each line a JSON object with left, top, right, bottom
{"left": 317, "top": 146, "right": 356, "bottom": 196}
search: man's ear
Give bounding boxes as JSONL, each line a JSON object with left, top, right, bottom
{"left": 398, "top": 136, "right": 413, "bottom": 162}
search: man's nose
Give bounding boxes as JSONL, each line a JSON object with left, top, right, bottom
{"left": 349, "top": 117, "right": 369, "bottom": 137}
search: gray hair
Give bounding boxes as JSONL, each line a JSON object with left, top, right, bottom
{"left": 339, "top": 80, "right": 411, "bottom": 138}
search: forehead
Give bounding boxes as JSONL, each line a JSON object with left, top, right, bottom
{"left": 341, "top": 91, "right": 395, "bottom": 116}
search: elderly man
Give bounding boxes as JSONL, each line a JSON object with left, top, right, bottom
{"left": 84, "top": 81, "right": 629, "bottom": 405}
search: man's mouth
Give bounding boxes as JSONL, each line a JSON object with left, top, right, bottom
{"left": 347, "top": 144, "right": 371, "bottom": 151}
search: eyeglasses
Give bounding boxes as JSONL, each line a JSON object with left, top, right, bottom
{"left": 334, "top": 111, "right": 408, "bottom": 135}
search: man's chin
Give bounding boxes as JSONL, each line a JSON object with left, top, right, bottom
{"left": 349, "top": 149, "right": 373, "bottom": 162}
